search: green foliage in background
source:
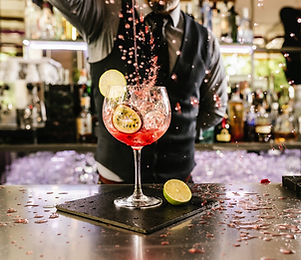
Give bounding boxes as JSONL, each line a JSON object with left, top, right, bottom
{"left": 254, "top": 54, "right": 289, "bottom": 92}
{"left": 222, "top": 54, "right": 252, "bottom": 76}
{"left": 222, "top": 53, "right": 289, "bottom": 93}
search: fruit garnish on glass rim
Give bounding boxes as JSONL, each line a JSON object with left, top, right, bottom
{"left": 112, "top": 104, "right": 142, "bottom": 134}
{"left": 98, "top": 69, "right": 127, "bottom": 98}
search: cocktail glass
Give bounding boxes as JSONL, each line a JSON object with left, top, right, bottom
{"left": 102, "top": 85, "right": 171, "bottom": 208}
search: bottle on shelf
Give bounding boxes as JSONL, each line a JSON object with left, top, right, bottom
{"left": 201, "top": 0, "right": 212, "bottom": 31}
{"left": 53, "top": 7, "right": 64, "bottom": 40}
{"left": 77, "top": 68, "right": 88, "bottom": 85}
{"left": 228, "top": 90, "right": 244, "bottom": 142}
{"left": 25, "top": 1, "right": 78, "bottom": 41}
{"left": 273, "top": 104, "right": 298, "bottom": 143}
{"left": 218, "top": 1, "right": 231, "bottom": 43}
{"left": 61, "top": 17, "right": 78, "bottom": 41}
{"left": 270, "top": 101, "right": 279, "bottom": 133}
{"left": 293, "top": 84, "right": 301, "bottom": 141}
{"left": 228, "top": 4, "right": 238, "bottom": 43}
{"left": 237, "top": 7, "right": 253, "bottom": 44}
{"left": 30, "top": 83, "right": 47, "bottom": 129}
{"left": 39, "top": 1, "right": 55, "bottom": 40}
{"left": 17, "top": 83, "right": 47, "bottom": 131}
{"left": 211, "top": 3, "right": 221, "bottom": 39}
{"left": 244, "top": 104, "right": 256, "bottom": 142}
{"left": 25, "top": 0, "right": 41, "bottom": 39}
{"left": 76, "top": 95, "right": 93, "bottom": 143}
{"left": 214, "top": 114, "right": 231, "bottom": 143}
{"left": 255, "top": 105, "right": 272, "bottom": 143}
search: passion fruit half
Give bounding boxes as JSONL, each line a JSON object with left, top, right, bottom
{"left": 112, "top": 104, "right": 142, "bottom": 134}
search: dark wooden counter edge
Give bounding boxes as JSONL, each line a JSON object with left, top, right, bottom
{"left": 0, "top": 143, "right": 97, "bottom": 152}
{"left": 196, "top": 141, "right": 301, "bottom": 151}
{"left": 0, "top": 142, "right": 301, "bottom": 152}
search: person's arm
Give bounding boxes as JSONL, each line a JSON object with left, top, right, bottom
{"left": 48, "top": 0, "right": 105, "bottom": 43}
{"left": 197, "top": 32, "right": 228, "bottom": 131}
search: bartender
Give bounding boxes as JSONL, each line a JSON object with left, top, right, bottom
{"left": 48, "top": 0, "right": 228, "bottom": 184}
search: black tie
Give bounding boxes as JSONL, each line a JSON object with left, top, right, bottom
{"left": 146, "top": 12, "right": 171, "bottom": 85}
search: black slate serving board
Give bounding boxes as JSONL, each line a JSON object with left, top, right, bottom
{"left": 282, "top": 176, "right": 301, "bottom": 197}
{"left": 56, "top": 185, "right": 212, "bottom": 234}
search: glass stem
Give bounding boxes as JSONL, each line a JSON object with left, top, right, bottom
{"left": 132, "top": 148, "right": 144, "bottom": 200}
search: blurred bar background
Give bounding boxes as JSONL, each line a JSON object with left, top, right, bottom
{"left": 0, "top": 0, "right": 300, "bottom": 184}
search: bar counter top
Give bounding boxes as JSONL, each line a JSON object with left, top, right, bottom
{"left": 0, "top": 183, "right": 300, "bottom": 260}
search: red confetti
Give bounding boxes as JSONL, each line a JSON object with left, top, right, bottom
{"left": 188, "top": 248, "right": 205, "bottom": 254}
{"left": 7, "top": 208, "right": 17, "bottom": 213}
{"left": 171, "top": 73, "right": 177, "bottom": 80}
{"left": 14, "top": 218, "right": 29, "bottom": 224}
{"left": 260, "top": 179, "right": 271, "bottom": 184}
{"left": 190, "top": 96, "right": 199, "bottom": 107}
{"left": 49, "top": 213, "right": 59, "bottom": 219}
{"left": 160, "top": 234, "right": 168, "bottom": 238}
{"left": 161, "top": 241, "right": 169, "bottom": 245}
{"left": 280, "top": 248, "right": 295, "bottom": 254}
{"left": 175, "top": 102, "right": 181, "bottom": 113}
{"left": 34, "top": 220, "right": 48, "bottom": 224}
{"left": 213, "top": 94, "right": 221, "bottom": 108}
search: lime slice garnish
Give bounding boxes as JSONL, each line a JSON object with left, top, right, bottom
{"left": 163, "top": 179, "right": 192, "bottom": 206}
{"left": 112, "top": 104, "right": 142, "bottom": 134}
{"left": 99, "top": 69, "right": 127, "bottom": 98}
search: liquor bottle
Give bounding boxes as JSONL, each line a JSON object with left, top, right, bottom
{"left": 293, "top": 85, "right": 301, "bottom": 141}
{"left": 29, "top": 83, "right": 47, "bottom": 129}
{"left": 25, "top": 0, "right": 41, "bottom": 39}
{"left": 78, "top": 69, "right": 88, "bottom": 85}
{"left": 255, "top": 106, "right": 272, "bottom": 143}
{"left": 61, "top": 17, "right": 77, "bottom": 40}
{"left": 237, "top": 7, "right": 253, "bottom": 44}
{"left": 211, "top": 3, "right": 221, "bottom": 39}
{"left": 228, "top": 4, "right": 238, "bottom": 43}
{"left": 228, "top": 91, "right": 244, "bottom": 142}
{"left": 202, "top": 0, "right": 212, "bottom": 30}
{"left": 244, "top": 105, "right": 256, "bottom": 142}
{"left": 76, "top": 96, "right": 93, "bottom": 143}
{"left": 218, "top": 1, "right": 231, "bottom": 43}
{"left": 214, "top": 114, "right": 231, "bottom": 143}
{"left": 39, "top": 1, "right": 55, "bottom": 39}
{"left": 270, "top": 101, "right": 279, "bottom": 136}
{"left": 53, "top": 7, "right": 63, "bottom": 40}
{"left": 273, "top": 104, "right": 298, "bottom": 143}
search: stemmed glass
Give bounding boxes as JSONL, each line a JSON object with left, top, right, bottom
{"left": 102, "top": 85, "right": 171, "bottom": 208}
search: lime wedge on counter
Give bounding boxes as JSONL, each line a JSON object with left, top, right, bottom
{"left": 99, "top": 69, "right": 127, "bottom": 98}
{"left": 163, "top": 179, "right": 192, "bottom": 206}
{"left": 112, "top": 104, "right": 142, "bottom": 134}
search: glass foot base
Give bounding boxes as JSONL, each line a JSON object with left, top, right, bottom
{"left": 114, "top": 194, "right": 162, "bottom": 209}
